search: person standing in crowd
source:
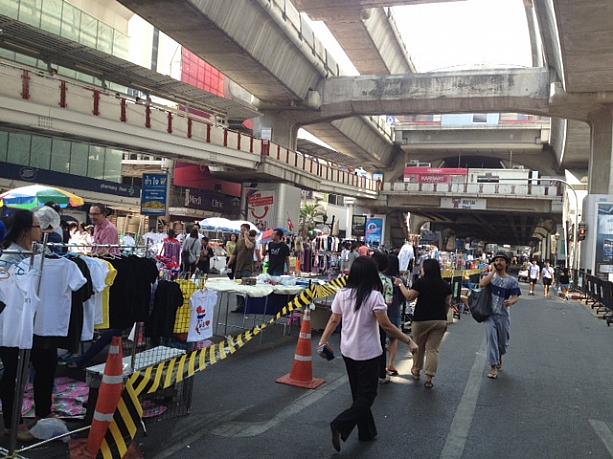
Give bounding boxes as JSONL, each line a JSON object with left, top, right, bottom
{"left": 225, "top": 233, "right": 238, "bottom": 279}
{"left": 345, "top": 242, "right": 359, "bottom": 274}
{"left": 397, "top": 240, "right": 414, "bottom": 281}
{"left": 340, "top": 242, "right": 351, "bottom": 273}
{"left": 541, "top": 261, "right": 555, "bottom": 298}
{"left": 318, "top": 256, "right": 417, "bottom": 452}
{"left": 89, "top": 203, "right": 119, "bottom": 255}
{"left": 528, "top": 259, "right": 540, "bottom": 295}
{"left": 263, "top": 228, "right": 290, "bottom": 276}
{"left": 479, "top": 252, "right": 521, "bottom": 380}
{"left": 227, "top": 223, "right": 255, "bottom": 312}
{"left": 358, "top": 241, "right": 370, "bottom": 257}
{"left": 161, "top": 229, "right": 181, "bottom": 266}
{"left": 558, "top": 267, "right": 571, "bottom": 300}
{"left": 181, "top": 228, "right": 202, "bottom": 277}
{"left": 395, "top": 259, "right": 451, "bottom": 389}
{"left": 371, "top": 251, "right": 394, "bottom": 384}
{"left": 197, "top": 236, "right": 214, "bottom": 275}
{"left": 385, "top": 254, "right": 403, "bottom": 376}
{"left": 173, "top": 222, "right": 186, "bottom": 244}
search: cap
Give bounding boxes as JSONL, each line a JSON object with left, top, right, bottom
{"left": 35, "top": 206, "right": 61, "bottom": 232}
{"left": 493, "top": 252, "right": 510, "bottom": 263}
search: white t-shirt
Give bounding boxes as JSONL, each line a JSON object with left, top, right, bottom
{"left": 81, "top": 257, "right": 109, "bottom": 340}
{"left": 187, "top": 289, "right": 218, "bottom": 342}
{"left": 331, "top": 289, "right": 387, "bottom": 361}
{"left": 0, "top": 269, "right": 40, "bottom": 348}
{"left": 529, "top": 265, "right": 540, "bottom": 279}
{"left": 398, "top": 243, "right": 415, "bottom": 273}
{"left": 32, "top": 256, "right": 87, "bottom": 336}
{"left": 542, "top": 267, "right": 554, "bottom": 279}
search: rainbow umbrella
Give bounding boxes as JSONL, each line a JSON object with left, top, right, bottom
{"left": 0, "top": 185, "right": 85, "bottom": 210}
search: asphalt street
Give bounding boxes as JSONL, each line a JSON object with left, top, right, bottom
{"left": 141, "top": 286, "right": 613, "bottom": 459}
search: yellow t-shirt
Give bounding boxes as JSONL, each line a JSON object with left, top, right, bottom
{"left": 173, "top": 279, "right": 199, "bottom": 333}
{"left": 95, "top": 259, "right": 117, "bottom": 330}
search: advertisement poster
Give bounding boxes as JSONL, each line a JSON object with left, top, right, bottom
{"left": 141, "top": 173, "right": 168, "bottom": 216}
{"left": 352, "top": 215, "right": 366, "bottom": 238}
{"left": 248, "top": 191, "right": 275, "bottom": 230}
{"left": 404, "top": 167, "right": 467, "bottom": 184}
{"left": 441, "top": 197, "right": 487, "bottom": 210}
{"left": 595, "top": 203, "right": 613, "bottom": 275}
{"left": 365, "top": 218, "right": 384, "bottom": 247}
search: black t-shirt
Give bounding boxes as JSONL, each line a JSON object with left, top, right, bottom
{"left": 559, "top": 273, "right": 570, "bottom": 284}
{"left": 267, "top": 241, "right": 290, "bottom": 275}
{"left": 412, "top": 277, "right": 452, "bottom": 321}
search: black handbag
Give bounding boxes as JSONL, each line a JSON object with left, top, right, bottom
{"left": 469, "top": 285, "right": 493, "bottom": 323}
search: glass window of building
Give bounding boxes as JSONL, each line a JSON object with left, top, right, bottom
{"left": 50, "top": 138, "right": 71, "bottom": 173}
{"left": 30, "top": 135, "right": 52, "bottom": 169}
{"left": 0, "top": 132, "right": 8, "bottom": 162}
{"left": 18, "top": 0, "right": 42, "bottom": 27}
{"left": 41, "top": 0, "right": 62, "bottom": 35}
{"left": 104, "top": 149, "right": 123, "bottom": 183}
{"left": 79, "top": 11, "right": 98, "bottom": 49}
{"left": 70, "top": 142, "right": 88, "bottom": 176}
{"left": 0, "top": 0, "right": 19, "bottom": 19}
{"left": 87, "top": 145, "right": 105, "bottom": 180}
{"left": 60, "top": 2, "right": 81, "bottom": 42}
{"left": 7, "top": 133, "right": 31, "bottom": 166}
{"left": 97, "top": 21, "right": 114, "bottom": 55}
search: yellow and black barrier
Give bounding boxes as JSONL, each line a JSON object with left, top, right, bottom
{"left": 100, "top": 276, "right": 347, "bottom": 458}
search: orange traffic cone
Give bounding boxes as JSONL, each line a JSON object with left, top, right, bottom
{"left": 276, "top": 308, "right": 325, "bottom": 389}
{"left": 86, "top": 336, "right": 125, "bottom": 455}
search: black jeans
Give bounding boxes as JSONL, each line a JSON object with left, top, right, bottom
{"left": 0, "top": 345, "right": 57, "bottom": 429}
{"left": 378, "top": 327, "right": 387, "bottom": 378}
{"left": 331, "top": 354, "right": 380, "bottom": 442}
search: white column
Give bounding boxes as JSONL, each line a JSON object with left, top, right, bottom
{"left": 345, "top": 197, "right": 356, "bottom": 239}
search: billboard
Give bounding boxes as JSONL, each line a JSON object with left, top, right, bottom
{"left": 352, "top": 215, "right": 366, "bottom": 238}
{"left": 404, "top": 167, "right": 468, "bottom": 184}
{"left": 365, "top": 217, "right": 384, "bottom": 247}
{"left": 595, "top": 203, "right": 613, "bottom": 275}
{"left": 248, "top": 190, "right": 275, "bottom": 230}
{"left": 141, "top": 173, "right": 168, "bottom": 216}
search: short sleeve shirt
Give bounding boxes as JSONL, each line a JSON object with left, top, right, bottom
{"left": 542, "top": 267, "right": 554, "bottom": 279}
{"left": 529, "top": 265, "right": 540, "bottom": 279}
{"left": 412, "top": 278, "right": 452, "bottom": 321}
{"left": 331, "top": 289, "right": 387, "bottom": 361}
{"left": 267, "top": 241, "right": 290, "bottom": 275}
{"left": 379, "top": 273, "right": 393, "bottom": 305}
{"left": 490, "top": 274, "right": 521, "bottom": 314}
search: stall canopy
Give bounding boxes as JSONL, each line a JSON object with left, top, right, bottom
{"left": 199, "top": 218, "right": 260, "bottom": 234}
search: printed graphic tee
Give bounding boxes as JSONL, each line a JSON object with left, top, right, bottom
{"left": 188, "top": 289, "right": 218, "bottom": 342}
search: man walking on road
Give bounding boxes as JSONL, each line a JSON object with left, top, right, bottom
{"left": 541, "top": 261, "right": 555, "bottom": 298}
{"left": 479, "top": 252, "right": 521, "bottom": 380}
{"left": 528, "top": 260, "right": 540, "bottom": 295}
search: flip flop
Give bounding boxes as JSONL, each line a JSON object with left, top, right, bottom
{"left": 424, "top": 380, "right": 433, "bottom": 389}
{"left": 487, "top": 370, "right": 498, "bottom": 379}
{"left": 386, "top": 368, "right": 399, "bottom": 376}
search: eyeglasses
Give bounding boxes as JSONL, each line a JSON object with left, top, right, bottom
{"left": 89, "top": 212, "right": 101, "bottom": 216}
{"left": 31, "top": 225, "right": 41, "bottom": 229}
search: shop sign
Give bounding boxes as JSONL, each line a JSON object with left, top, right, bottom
{"left": 596, "top": 203, "right": 613, "bottom": 274}
{"left": 248, "top": 191, "right": 275, "bottom": 230}
{"left": 441, "top": 197, "right": 487, "bottom": 210}
{"left": 0, "top": 160, "right": 140, "bottom": 198}
{"left": 352, "top": 215, "right": 366, "bottom": 238}
{"left": 365, "top": 217, "right": 384, "bottom": 247}
{"left": 404, "top": 167, "right": 468, "bottom": 183}
{"left": 182, "top": 188, "right": 240, "bottom": 214}
{"left": 141, "top": 173, "right": 168, "bottom": 216}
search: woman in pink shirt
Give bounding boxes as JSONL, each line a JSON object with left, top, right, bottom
{"left": 318, "top": 256, "right": 417, "bottom": 452}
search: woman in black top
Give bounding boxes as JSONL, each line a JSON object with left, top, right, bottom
{"left": 395, "top": 258, "right": 451, "bottom": 388}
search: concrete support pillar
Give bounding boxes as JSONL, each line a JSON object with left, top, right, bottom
{"left": 588, "top": 106, "right": 613, "bottom": 194}
{"left": 345, "top": 197, "right": 355, "bottom": 240}
{"left": 252, "top": 112, "right": 298, "bottom": 150}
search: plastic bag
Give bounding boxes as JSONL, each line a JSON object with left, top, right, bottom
{"left": 29, "top": 418, "right": 70, "bottom": 442}
{"left": 469, "top": 285, "right": 492, "bottom": 323}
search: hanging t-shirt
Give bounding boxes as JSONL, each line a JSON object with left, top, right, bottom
{"left": 187, "top": 289, "right": 218, "bottom": 342}
{"left": 0, "top": 269, "right": 40, "bottom": 349}
{"left": 33, "top": 256, "right": 87, "bottom": 336}
{"left": 81, "top": 257, "right": 109, "bottom": 340}
{"left": 95, "top": 259, "right": 117, "bottom": 330}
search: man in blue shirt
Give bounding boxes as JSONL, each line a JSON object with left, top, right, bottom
{"left": 479, "top": 252, "right": 521, "bottom": 380}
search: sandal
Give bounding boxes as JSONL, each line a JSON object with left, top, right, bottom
{"left": 424, "top": 380, "right": 433, "bottom": 389}
{"left": 386, "top": 368, "right": 399, "bottom": 376}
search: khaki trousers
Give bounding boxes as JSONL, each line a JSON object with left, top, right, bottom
{"left": 411, "top": 320, "right": 447, "bottom": 377}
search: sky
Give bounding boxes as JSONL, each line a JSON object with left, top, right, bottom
{"left": 306, "top": 0, "right": 533, "bottom": 74}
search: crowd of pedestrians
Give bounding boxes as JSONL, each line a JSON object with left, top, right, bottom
{"left": 318, "top": 245, "right": 524, "bottom": 452}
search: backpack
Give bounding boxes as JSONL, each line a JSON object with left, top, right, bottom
{"left": 469, "top": 285, "right": 493, "bottom": 323}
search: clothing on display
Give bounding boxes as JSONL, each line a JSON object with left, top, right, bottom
{"left": 146, "top": 280, "right": 184, "bottom": 344}
{"left": 0, "top": 268, "right": 39, "bottom": 349}
{"left": 187, "top": 289, "right": 218, "bottom": 342}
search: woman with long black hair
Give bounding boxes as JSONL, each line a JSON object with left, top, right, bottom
{"left": 318, "top": 256, "right": 417, "bottom": 452}
{"left": 395, "top": 258, "right": 451, "bottom": 389}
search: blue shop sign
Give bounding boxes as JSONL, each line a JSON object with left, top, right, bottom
{"left": 141, "top": 173, "right": 168, "bottom": 216}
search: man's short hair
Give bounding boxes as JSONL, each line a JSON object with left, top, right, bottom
{"left": 273, "top": 228, "right": 284, "bottom": 238}
{"left": 241, "top": 223, "right": 250, "bottom": 231}
{"left": 90, "top": 203, "right": 107, "bottom": 216}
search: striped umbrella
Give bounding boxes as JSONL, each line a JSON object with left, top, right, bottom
{"left": 0, "top": 185, "right": 85, "bottom": 210}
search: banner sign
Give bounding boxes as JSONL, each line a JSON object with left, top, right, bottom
{"left": 404, "top": 167, "right": 468, "bottom": 184}
{"left": 352, "top": 215, "right": 366, "bottom": 238}
{"left": 441, "top": 197, "right": 487, "bottom": 210}
{"left": 179, "top": 188, "right": 241, "bottom": 215}
{"left": 365, "top": 217, "right": 384, "bottom": 247}
{"left": 596, "top": 203, "right": 613, "bottom": 274}
{"left": 248, "top": 191, "right": 275, "bottom": 230}
{"left": 141, "top": 173, "right": 168, "bottom": 216}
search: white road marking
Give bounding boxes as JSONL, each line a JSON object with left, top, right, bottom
{"left": 590, "top": 419, "right": 613, "bottom": 458}
{"left": 211, "top": 372, "right": 348, "bottom": 438}
{"left": 439, "top": 337, "right": 487, "bottom": 459}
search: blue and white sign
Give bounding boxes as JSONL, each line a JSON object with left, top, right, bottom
{"left": 365, "top": 217, "right": 384, "bottom": 247}
{"left": 141, "top": 173, "right": 168, "bottom": 216}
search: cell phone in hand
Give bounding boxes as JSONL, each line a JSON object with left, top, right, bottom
{"left": 318, "top": 344, "right": 334, "bottom": 361}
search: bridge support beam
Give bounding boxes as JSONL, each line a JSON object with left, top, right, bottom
{"left": 253, "top": 112, "right": 298, "bottom": 150}
{"left": 588, "top": 106, "right": 613, "bottom": 194}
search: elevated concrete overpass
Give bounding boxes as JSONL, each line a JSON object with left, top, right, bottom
{"left": 117, "top": 0, "right": 394, "bottom": 168}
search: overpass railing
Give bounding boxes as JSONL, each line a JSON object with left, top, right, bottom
{"left": 0, "top": 61, "right": 379, "bottom": 194}
{"left": 382, "top": 181, "right": 562, "bottom": 197}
